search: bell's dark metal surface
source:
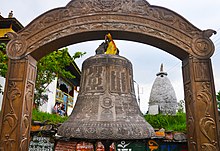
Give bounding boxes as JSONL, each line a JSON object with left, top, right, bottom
{"left": 58, "top": 54, "right": 154, "bottom": 139}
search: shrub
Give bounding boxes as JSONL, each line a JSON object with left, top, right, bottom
{"left": 144, "top": 112, "right": 186, "bottom": 132}
{"left": 32, "top": 109, "right": 68, "bottom": 124}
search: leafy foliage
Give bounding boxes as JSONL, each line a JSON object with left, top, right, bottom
{"left": 144, "top": 112, "right": 186, "bottom": 132}
{"left": 177, "top": 100, "right": 185, "bottom": 113}
{"left": 217, "top": 91, "right": 220, "bottom": 101}
{"left": 217, "top": 91, "right": 220, "bottom": 111}
{"left": 0, "top": 43, "right": 85, "bottom": 108}
{"left": 0, "top": 43, "right": 7, "bottom": 78}
{"left": 32, "top": 109, "right": 68, "bottom": 124}
{"left": 34, "top": 48, "right": 85, "bottom": 107}
{"left": 72, "top": 51, "right": 86, "bottom": 60}
{"left": 0, "top": 43, "right": 7, "bottom": 94}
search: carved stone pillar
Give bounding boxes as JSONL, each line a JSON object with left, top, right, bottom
{"left": 0, "top": 55, "right": 37, "bottom": 151}
{"left": 182, "top": 56, "right": 220, "bottom": 151}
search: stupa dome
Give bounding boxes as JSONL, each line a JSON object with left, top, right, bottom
{"left": 148, "top": 64, "right": 177, "bottom": 115}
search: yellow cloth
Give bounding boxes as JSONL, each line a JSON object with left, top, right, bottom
{"left": 105, "top": 40, "right": 117, "bottom": 55}
{"left": 104, "top": 33, "right": 118, "bottom": 55}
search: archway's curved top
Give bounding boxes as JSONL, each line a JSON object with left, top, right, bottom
{"left": 6, "top": 0, "right": 216, "bottom": 61}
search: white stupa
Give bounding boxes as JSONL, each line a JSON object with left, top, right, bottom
{"left": 148, "top": 64, "right": 177, "bottom": 115}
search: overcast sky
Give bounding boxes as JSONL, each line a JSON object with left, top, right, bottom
{"left": 1, "top": 0, "right": 220, "bottom": 113}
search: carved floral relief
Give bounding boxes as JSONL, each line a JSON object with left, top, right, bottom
{"left": 196, "top": 82, "right": 218, "bottom": 150}
{"left": 184, "top": 84, "right": 197, "bottom": 151}
{"left": 1, "top": 81, "right": 21, "bottom": 150}
{"left": 6, "top": 32, "right": 27, "bottom": 59}
{"left": 20, "top": 82, "right": 34, "bottom": 151}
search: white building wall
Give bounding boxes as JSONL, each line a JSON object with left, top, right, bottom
{"left": 39, "top": 77, "right": 57, "bottom": 114}
{"left": 0, "top": 76, "right": 78, "bottom": 115}
{"left": 0, "top": 77, "right": 5, "bottom": 111}
{"left": 67, "top": 90, "right": 79, "bottom": 116}
{"left": 67, "top": 106, "right": 73, "bottom": 116}
{"left": 38, "top": 77, "right": 80, "bottom": 116}
{"left": 73, "top": 89, "right": 79, "bottom": 106}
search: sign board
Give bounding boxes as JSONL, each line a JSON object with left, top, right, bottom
{"left": 146, "top": 140, "right": 188, "bottom": 151}
{"left": 76, "top": 142, "right": 94, "bottom": 151}
{"left": 29, "top": 136, "right": 54, "bottom": 151}
{"left": 55, "top": 141, "right": 77, "bottom": 150}
{"left": 148, "top": 105, "right": 159, "bottom": 115}
{"left": 116, "top": 141, "right": 145, "bottom": 151}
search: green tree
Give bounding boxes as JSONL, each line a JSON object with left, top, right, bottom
{"left": 177, "top": 100, "right": 185, "bottom": 113}
{"left": 0, "top": 43, "right": 7, "bottom": 78}
{"left": 34, "top": 48, "right": 85, "bottom": 107}
{"left": 0, "top": 43, "right": 85, "bottom": 108}
{"left": 0, "top": 43, "right": 8, "bottom": 94}
{"left": 217, "top": 91, "right": 220, "bottom": 101}
{"left": 217, "top": 91, "right": 220, "bottom": 111}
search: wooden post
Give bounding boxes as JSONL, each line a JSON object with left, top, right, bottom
{"left": 183, "top": 56, "right": 220, "bottom": 151}
{"left": 0, "top": 55, "right": 37, "bottom": 151}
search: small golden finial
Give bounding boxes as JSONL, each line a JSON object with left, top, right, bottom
{"left": 8, "top": 11, "right": 13, "bottom": 18}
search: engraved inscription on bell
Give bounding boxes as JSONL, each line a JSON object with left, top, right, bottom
{"left": 82, "top": 66, "right": 106, "bottom": 92}
{"left": 58, "top": 54, "right": 154, "bottom": 139}
{"left": 98, "top": 95, "right": 116, "bottom": 121}
{"left": 110, "top": 66, "right": 128, "bottom": 93}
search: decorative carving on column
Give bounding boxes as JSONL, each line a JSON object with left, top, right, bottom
{"left": 7, "top": 82, "right": 21, "bottom": 113}
{"left": 1, "top": 82, "right": 21, "bottom": 150}
{"left": 197, "top": 82, "right": 218, "bottom": 150}
{"left": 20, "top": 82, "right": 34, "bottom": 150}
{"left": 192, "top": 30, "right": 216, "bottom": 59}
{"left": 185, "top": 83, "right": 197, "bottom": 151}
{"left": 6, "top": 32, "right": 27, "bottom": 59}
{"left": 197, "top": 82, "right": 212, "bottom": 116}
{"left": 193, "top": 61, "right": 210, "bottom": 82}
{"left": 200, "top": 117, "right": 217, "bottom": 150}
{"left": 0, "top": 56, "right": 37, "bottom": 151}
{"left": 192, "top": 38, "right": 214, "bottom": 59}
{"left": 183, "top": 56, "right": 219, "bottom": 151}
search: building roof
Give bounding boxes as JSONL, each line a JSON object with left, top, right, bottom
{"left": 0, "top": 17, "right": 24, "bottom": 31}
{"left": 0, "top": 14, "right": 24, "bottom": 43}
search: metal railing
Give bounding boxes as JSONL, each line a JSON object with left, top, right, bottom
{"left": 56, "top": 88, "right": 74, "bottom": 107}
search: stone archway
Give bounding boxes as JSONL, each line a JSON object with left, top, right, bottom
{"left": 0, "top": 0, "right": 219, "bottom": 150}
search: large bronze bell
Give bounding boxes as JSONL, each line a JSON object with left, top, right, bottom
{"left": 58, "top": 54, "right": 154, "bottom": 139}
